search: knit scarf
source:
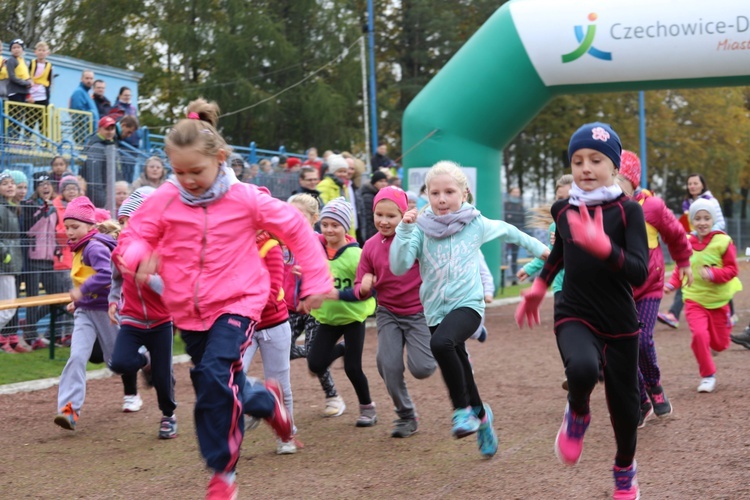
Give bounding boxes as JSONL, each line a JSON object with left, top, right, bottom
{"left": 568, "top": 182, "right": 623, "bottom": 207}
{"left": 168, "top": 163, "right": 236, "bottom": 207}
{"left": 416, "top": 204, "right": 480, "bottom": 239}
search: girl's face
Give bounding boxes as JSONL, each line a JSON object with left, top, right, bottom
{"left": 37, "top": 181, "right": 53, "bottom": 200}
{"left": 334, "top": 168, "right": 349, "bottom": 182}
{"left": 51, "top": 158, "right": 67, "bottom": 175}
{"left": 693, "top": 210, "right": 713, "bottom": 238}
{"left": 64, "top": 219, "right": 94, "bottom": 244}
{"left": 14, "top": 182, "right": 28, "bottom": 202}
{"left": 115, "top": 184, "right": 130, "bottom": 206}
{"left": 169, "top": 146, "right": 225, "bottom": 196}
{"left": 428, "top": 174, "right": 466, "bottom": 215}
{"left": 0, "top": 178, "right": 16, "bottom": 199}
{"left": 687, "top": 176, "right": 704, "bottom": 198}
{"left": 570, "top": 148, "right": 616, "bottom": 192}
{"left": 555, "top": 183, "right": 572, "bottom": 201}
{"left": 291, "top": 202, "right": 319, "bottom": 228}
{"left": 62, "top": 185, "right": 80, "bottom": 202}
{"left": 407, "top": 199, "right": 417, "bottom": 211}
{"left": 374, "top": 199, "right": 402, "bottom": 238}
{"left": 146, "top": 160, "right": 164, "bottom": 181}
{"left": 320, "top": 218, "right": 346, "bottom": 247}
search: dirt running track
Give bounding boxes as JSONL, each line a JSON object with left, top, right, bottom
{"left": 3, "top": 266, "right": 750, "bottom": 499}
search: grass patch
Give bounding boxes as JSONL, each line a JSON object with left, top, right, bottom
{"left": 0, "top": 334, "right": 186, "bottom": 386}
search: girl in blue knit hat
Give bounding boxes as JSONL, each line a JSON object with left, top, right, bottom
{"left": 515, "top": 122, "right": 649, "bottom": 500}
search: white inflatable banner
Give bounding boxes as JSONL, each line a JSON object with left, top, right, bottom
{"left": 510, "top": 0, "right": 750, "bottom": 86}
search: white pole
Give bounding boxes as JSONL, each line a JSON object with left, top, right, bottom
{"left": 360, "top": 37, "right": 371, "bottom": 171}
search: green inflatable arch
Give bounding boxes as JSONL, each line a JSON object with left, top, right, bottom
{"left": 402, "top": 0, "right": 750, "bottom": 286}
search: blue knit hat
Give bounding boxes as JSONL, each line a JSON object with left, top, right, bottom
{"left": 568, "top": 122, "right": 622, "bottom": 168}
{"left": 9, "top": 170, "right": 28, "bottom": 185}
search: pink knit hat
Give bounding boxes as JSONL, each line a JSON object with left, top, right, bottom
{"left": 94, "top": 208, "right": 111, "bottom": 223}
{"left": 63, "top": 196, "right": 96, "bottom": 224}
{"left": 619, "top": 150, "right": 641, "bottom": 189}
{"left": 373, "top": 186, "right": 408, "bottom": 214}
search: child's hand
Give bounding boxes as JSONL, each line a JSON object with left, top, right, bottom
{"left": 567, "top": 204, "right": 611, "bottom": 260}
{"left": 69, "top": 288, "right": 82, "bottom": 302}
{"left": 699, "top": 266, "right": 713, "bottom": 282}
{"left": 108, "top": 303, "right": 119, "bottom": 325}
{"left": 540, "top": 248, "right": 550, "bottom": 260}
{"left": 402, "top": 208, "right": 418, "bottom": 224}
{"left": 680, "top": 266, "right": 694, "bottom": 287}
{"left": 292, "top": 265, "right": 302, "bottom": 277}
{"left": 136, "top": 253, "right": 159, "bottom": 285}
{"left": 298, "top": 293, "right": 327, "bottom": 314}
{"left": 324, "top": 289, "right": 340, "bottom": 300}
{"left": 663, "top": 283, "right": 675, "bottom": 294}
{"left": 360, "top": 273, "right": 375, "bottom": 296}
{"left": 516, "top": 269, "right": 529, "bottom": 282}
{"left": 66, "top": 302, "right": 76, "bottom": 313}
{"left": 484, "top": 294, "right": 494, "bottom": 304}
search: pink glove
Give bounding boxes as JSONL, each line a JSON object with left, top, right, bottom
{"left": 118, "top": 239, "right": 152, "bottom": 274}
{"left": 566, "top": 203, "right": 611, "bottom": 260}
{"left": 515, "top": 278, "right": 548, "bottom": 328}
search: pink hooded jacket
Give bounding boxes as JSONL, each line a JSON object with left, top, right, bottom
{"left": 116, "top": 182, "right": 332, "bottom": 331}
{"left": 632, "top": 189, "right": 692, "bottom": 301}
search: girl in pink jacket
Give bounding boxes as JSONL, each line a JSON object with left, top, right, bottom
{"left": 617, "top": 151, "right": 693, "bottom": 428}
{"left": 116, "top": 100, "right": 332, "bottom": 500}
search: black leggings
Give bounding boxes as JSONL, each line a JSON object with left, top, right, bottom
{"left": 556, "top": 321, "right": 639, "bottom": 467}
{"left": 429, "top": 307, "right": 482, "bottom": 411}
{"left": 307, "top": 322, "right": 371, "bottom": 405}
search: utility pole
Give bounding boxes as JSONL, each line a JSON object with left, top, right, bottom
{"left": 366, "top": 0, "right": 378, "bottom": 163}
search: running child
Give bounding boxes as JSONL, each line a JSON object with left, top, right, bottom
{"left": 664, "top": 198, "right": 742, "bottom": 393}
{"left": 354, "top": 186, "right": 436, "bottom": 437}
{"left": 286, "top": 193, "right": 345, "bottom": 417}
{"left": 116, "top": 99, "right": 332, "bottom": 499}
{"left": 515, "top": 123, "right": 648, "bottom": 499}
{"left": 391, "top": 161, "right": 549, "bottom": 458}
{"left": 108, "top": 187, "right": 177, "bottom": 439}
{"left": 616, "top": 151, "right": 693, "bottom": 426}
{"left": 308, "top": 197, "right": 378, "bottom": 427}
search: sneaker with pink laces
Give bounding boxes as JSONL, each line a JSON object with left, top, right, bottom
{"left": 554, "top": 404, "right": 590, "bottom": 465}
{"left": 263, "top": 379, "right": 293, "bottom": 442}
{"left": 612, "top": 460, "right": 640, "bottom": 499}
{"left": 648, "top": 385, "right": 673, "bottom": 417}
{"left": 206, "top": 473, "right": 237, "bottom": 500}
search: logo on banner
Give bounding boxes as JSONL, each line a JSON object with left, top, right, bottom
{"left": 562, "top": 13, "right": 612, "bottom": 63}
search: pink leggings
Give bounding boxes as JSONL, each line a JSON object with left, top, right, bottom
{"left": 684, "top": 300, "right": 731, "bottom": 378}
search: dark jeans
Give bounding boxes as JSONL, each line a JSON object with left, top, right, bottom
{"left": 109, "top": 322, "right": 177, "bottom": 416}
{"left": 307, "top": 322, "right": 371, "bottom": 405}
{"left": 428, "top": 307, "right": 482, "bottom": 410}
{"left": 556, "top": 321, "right": 639, "bottom": 467}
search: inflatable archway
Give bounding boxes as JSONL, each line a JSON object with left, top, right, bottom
{"left": 402, "top": 0, "right": 750, "bottom": 286}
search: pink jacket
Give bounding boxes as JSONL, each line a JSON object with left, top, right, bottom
{"left": 633, "top": 190, "right": 692, "bottom": 301}
{"left": 116, "top": 182, "right": 332, "bottom": 331}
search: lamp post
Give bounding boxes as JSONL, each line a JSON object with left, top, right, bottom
{"left": 366, "top": 0, "right": 378, "bottom": 162}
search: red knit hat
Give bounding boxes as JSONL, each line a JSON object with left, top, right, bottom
{"left": 619, "top": 150, "right": 641, "bottom": 189}
{"left": 63, "top": 196, "right": 97, "bottom": 224}
{"left": 373, "top": 186, "right": 408, "bottom": 214}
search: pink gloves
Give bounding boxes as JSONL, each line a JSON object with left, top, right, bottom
{"left": 566, "top": 203, "right": 611, "bottom": 260}
{"left": 515, "top": 278, "right": 548, "bottom": 328}
{"left": 118, "top": 239, "right": 152, "bottom": 274}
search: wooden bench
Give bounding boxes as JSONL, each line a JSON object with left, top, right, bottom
{"left": 0, "top": 293, "right": 71, "bottom": 359}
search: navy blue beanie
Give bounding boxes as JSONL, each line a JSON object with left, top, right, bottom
{"left": 568, "top": 122, "right": 622, "bottom": 168}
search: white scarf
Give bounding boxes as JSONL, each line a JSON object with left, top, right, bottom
{"left": 568, "top": 182, "right": 623, "bottom": 207}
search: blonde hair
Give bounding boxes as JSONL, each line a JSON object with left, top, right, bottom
{"left": 35, "top": 41, "right": 49, "bottom": 50}
{"left": 425, "top": 161, "right": 468, "bottom": 194}
{"left": 77, "top": 175, "right": 87, "bottom": 195}
{"left": 115, "top": 180, "right": 131, "bottom": 192}
{"left": 166, "top": 99, "right": 230, "bottom": 158}
{"left": 97, "top": 219, "right": 122, "bottom": 239}
{"left": 526, "top": 174, "right": 574, "bottom": 230}
{"left": 555, "top": 174, "right": 574, "bottom": 192}
{"left": 289, "top": 193, "right": 320, "bottom": 218}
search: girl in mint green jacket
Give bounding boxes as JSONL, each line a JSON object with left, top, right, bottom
{"left": 390, "top": 161, "right": 548, "bottom": 458}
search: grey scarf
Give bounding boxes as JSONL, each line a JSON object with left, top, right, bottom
{"left": 417, "top": 204, "right": 480, "bottom": 239}
{"left": 167, "top": 163, "right": 237, "bottom": 207}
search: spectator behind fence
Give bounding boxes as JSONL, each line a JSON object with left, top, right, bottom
{"left": 21, "top": 172, "right": 71, "bottom": 349}
{"left": 289, "top": 167, "right": 324, "bottom": 211}
{"left": 0, "top": 38, "right": 8, "bottom": 98}
{"left": 358, "top": 171, "right": 388, "bottom": 242}
{"left": 27, "top": 42, "right": 52, "bottom": 106}
{"left": 10, "top": 171, "right": 28, "bottom": 205}
{"left": 69, "top": 70, "right": 99, "bottom": 143}
{"left": 131, "top": 156, "right": 167, "bottom": 190}
{"left": 115, "top": 181, "right": 131, "bottom": 213}
{"left": 5, "top": 39, "right": 32, "bottom": 104}
{"left": 92, "top": 80, "right": 111, "bottom": 118}
{"left": 49, "top": 155, "right": 72, "bottom": 189}
{"left": 503, "top": 186, "right": 525, "bottom": 284}
{"left": 113, "top": 87, "right": 139, "bottom": 148}
{"left": 302, "top": 147, "right": 323, "bottom": 175}
{"left": 52, "top": 176, "right": 81, "bottom": 298}
{"left": 371, "top": 142, "right": 395, "bottom": 173}
{"left": 80, "top": 115, "right": 122, "bottom": 209}
{"left": 0, "top": 171, "right": 24, "bottom": 352}
{"left": 317, "top": 154, "right": 348, "bottom": 206}
{"left": 228, "top": 153, "right": 247, "bottom": 181}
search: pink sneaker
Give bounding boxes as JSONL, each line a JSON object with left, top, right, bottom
{"left": 613, "top": 460, "right": 640, "bottom": 499}
{"left": 656, "top": 312, "right": 679, "bottom": 329}
{"left": 554, "top": 404, "right": 590, "bottom": 465}
{"left": 206, "top": 474, "right": 237, "bottom": 500}
{"left": 264, "top": 379, "right": 293, "bottom": 442}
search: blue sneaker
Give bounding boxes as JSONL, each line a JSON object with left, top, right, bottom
{"left": 451, "top": 407, "right": 480, "bottom": 438}
{"left": 475, "top": 404, "right": 498, "bottom": 458}
{"left": 477, "top": 327, "right": 487, "bottom": 343}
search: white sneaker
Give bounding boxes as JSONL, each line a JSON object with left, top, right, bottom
{"left": 123, "top": 394, "right": 143, "bottom": 412}
{"left": 323, "top": 396, "right": 346, "bottom": 417}
{"left": 697, "top": 377, "right": 716, "bottom": 393}
{"left": 276, "top": 439, "right": 297, "bottom": 455}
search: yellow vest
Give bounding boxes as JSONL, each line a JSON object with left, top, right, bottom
{"left": 683, "top": 233, "right": 743, "bottom": 309}
{"left": 0, "top": 57, "right": 7, "bottom": 80}
{"left": 637, "top": 196, "right": 659, "bottom": 249}
{"left": 12, "top": 56, "right": 30, "bottom": 81}
{"left": 29, "top": 60, "right": 52, "bottom": 87}
{"left": 258, "top": 239, "right": 285, "bottom": 302}
{"left": 71, "top": 250, "right": 98, "bottom": 291}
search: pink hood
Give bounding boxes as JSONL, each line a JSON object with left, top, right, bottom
{"left": 118, "top": 182, "right": 332, "bottom": 330}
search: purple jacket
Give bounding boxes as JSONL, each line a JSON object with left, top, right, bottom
{"left": 75, "top": 233, "right": 117, "bottom": 310}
